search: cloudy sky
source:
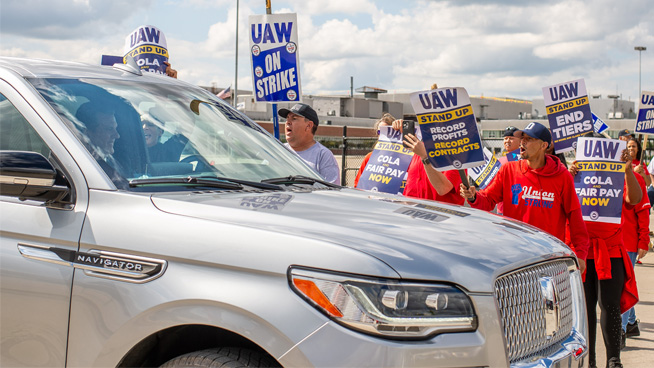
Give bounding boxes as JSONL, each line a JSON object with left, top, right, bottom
{"left": 1, "top": 0, "right": 652, "bottom": 102}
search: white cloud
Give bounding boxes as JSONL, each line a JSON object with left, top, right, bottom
{"left": 0, "top": 0, "right": 652, "bottom": 101}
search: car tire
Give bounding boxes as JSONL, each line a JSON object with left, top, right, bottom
{"left": 160, "top": 347, "right": 280, "bottom": 368}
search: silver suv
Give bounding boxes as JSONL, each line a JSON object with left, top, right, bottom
{"left": 0, "top": 57, "right": 587, "bottom": 367}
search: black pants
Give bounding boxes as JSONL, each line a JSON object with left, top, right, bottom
{"left": 584, "top": 258, "right": 625, "bottom": 365}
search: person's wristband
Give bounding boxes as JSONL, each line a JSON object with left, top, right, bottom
{"left": 469, "top": 194, "right": 476, "bottom": 203}
{"left": 421, "top": 156, "right": 429, "bottom": 165}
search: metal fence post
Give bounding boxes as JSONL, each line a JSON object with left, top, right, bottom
{"left": 341, "top": 126, "right": 347, "bottom": 186}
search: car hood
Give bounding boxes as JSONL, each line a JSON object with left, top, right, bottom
{"left": 151, "top": 187, "right": 574, "bottom": 292}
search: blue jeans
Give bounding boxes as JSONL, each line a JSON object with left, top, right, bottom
{"left": 648, "top": 185, "right": 654, "bottom": 209}
{"left": 621, "top": 251, "right": 638, "bottom": 330}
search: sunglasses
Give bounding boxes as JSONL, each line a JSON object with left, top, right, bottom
{"left": 505, "top": 126, "right": 517, "bottom": 131}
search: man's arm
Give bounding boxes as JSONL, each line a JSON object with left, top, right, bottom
{"left": 460, "top": 165, "right": 506, "bottom": 211}
{"left": 402, "top": 133, "right": 455, "bottom": 196}
{"left": 318, "top": 148, "right": 341, "bottom": 185}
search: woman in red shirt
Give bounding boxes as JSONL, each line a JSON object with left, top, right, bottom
{"left": 353, "top": 113, "right": 395, "bottom": 187}
{"left": 569, "top": 146, "right": 641, "bottom": 368}
{"left": 627, "top": 137, "right": 651, "bottom": 187}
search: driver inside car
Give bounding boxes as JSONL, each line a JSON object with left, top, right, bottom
{"left": 141, "top": 107, "right": 188, "bottom": 163}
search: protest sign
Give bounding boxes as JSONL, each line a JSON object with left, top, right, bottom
{"left": 356, "top": 126, "right": 413, "bottom": 194}
{"left": 123, "top": 25, "right": 169, "bottom": 75}
{"left": 249, "top": 13, "right": 301, "bottom": 103}
{"left": 634, "top": 91, "right": 654, "bottom": 134}
{"left": 468, "top": 148, "right": 501, "bottom": 189}
{"left": 409, "top": 87, "right": 484, "bottom": 171}
{"left": 101, "top": 55, "right": 123, "bottom": 66}
{"left": 592, "top": 112, "right": 609, "bottom": 134}
{"left": 542, "top": 79, "right": 593, "bottom": 153}
{"left": 574, "top": 137, "right": 626, "bottom": 224}
{"left": 506, "top": 148, "right": 521, "bottom": 162}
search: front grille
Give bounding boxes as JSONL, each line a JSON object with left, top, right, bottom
{"left": 494, "top": 260, "right": 574, "bottom": 364}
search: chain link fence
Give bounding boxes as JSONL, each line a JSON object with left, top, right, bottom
{"left": 316, "top": 132, "right": 654, "bottom": 188}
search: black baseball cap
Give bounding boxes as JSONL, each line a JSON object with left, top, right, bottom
{"left": 517, "top": 122, "right": 552, "bottom": 145}
{"left": 503, "top": 126, "right": 519, "bottom": 137}
{"left": 618, "top": 129, "right": 633, "bottom": 138}
{"left": 278, "top": 103, "right": 319, "bottom": 126}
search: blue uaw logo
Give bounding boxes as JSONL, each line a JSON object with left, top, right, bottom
{"left": 452, "top": 160, "right": 462, "bottom": 169}
{"left": 255, "top": 66, "right": 263, "bottom": 78}
{"left": 287, "top": 90, "right": 297, "bottom": 100}
{"left": 572, "top": 141, "right": 577, "bottom": 150}
{"left": 251, "top": 45, "right": 260, "bottom": 57}
{"left": 589, "top": 211, "right": 599, "bottom": 221}
{"left": 286, "top": 42, "right": 297, "bottom": 54}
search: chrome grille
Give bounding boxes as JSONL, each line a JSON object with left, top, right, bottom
{"left": 494, "top": 260, "right": 574, "bottom": 364}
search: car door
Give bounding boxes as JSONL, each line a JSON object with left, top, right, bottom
{"left": 0, "top": 82, "right": 89, "bottom": 367}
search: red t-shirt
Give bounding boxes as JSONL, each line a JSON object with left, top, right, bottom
{"left": 470, "top": 155, "right": 589, "bottom": 258}
{"left": 353, "top": 152, "right": 373, "bottom": 188}
{"left": 633, "top": 159, "right": 650, "bottom": 175}
{"left": 403, "top": 154, "right": 464, "bottom": 205}
{"left": 621, "top": 173, "right": 651, "bottom": 253}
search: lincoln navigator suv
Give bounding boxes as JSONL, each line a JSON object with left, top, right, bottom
{"left": 0, "top": 57, "right": 588, "bottom": 367}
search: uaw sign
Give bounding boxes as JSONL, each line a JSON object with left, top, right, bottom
{"left": 356, "top": 126, "right": 413, "bottom": 194}
{"left": 634, "top": 91, "right": 654, "bottom": 134}
{"left": 409, "top": 87, "right": 484, "bottom": 171}
{"left": 123, "top": 25, "right": 169, "bottom": 74}
{"left": 542, "top": 79, "right": 593, "bottom": 153}
{"left": 574, "top": 137, "right": 626, "bottom": 224}
{"left": 249, "top": 13, "right": 301, "bottom": 102}
{"left": 468, "top": 148, "right": 501, "bottom": 190}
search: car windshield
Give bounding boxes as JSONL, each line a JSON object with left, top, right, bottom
{"left": 28, "top": 77, "right": 322, "bottom": 190}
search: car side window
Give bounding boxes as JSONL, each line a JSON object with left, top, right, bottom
{"left": 0, "top": 93, "right": 51, "bottom": 157}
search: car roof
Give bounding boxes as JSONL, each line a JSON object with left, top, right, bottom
{"left": 0, "top": 57, "right": 178, "bottom": 84}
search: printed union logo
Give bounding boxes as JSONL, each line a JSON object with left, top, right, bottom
{"left": 255, "top": 66, "right": 263, "bottom": 78}
{"left": 287, "top": 89, "right": 297, "bottom": 100}
{"left": 251, "top": 45, "right": 260, "bottom": 57}
{"left": 589, "top": 211, "right": 599, "bottom": 221}
{"left": 452, "top": 160, "right": 462, "bottom": 169}
{"left": 572, "top": 141, "right": 577, "bottom": 150}
{"left": 286, "top": 42, "right": 297, "bottom": 54}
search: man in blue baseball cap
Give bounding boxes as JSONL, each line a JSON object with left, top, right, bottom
{"left": 460, "top": 122, "right": 589, "bottom": 273}
{"left": 279, "top": 103, "right": 340, "bottom": 184}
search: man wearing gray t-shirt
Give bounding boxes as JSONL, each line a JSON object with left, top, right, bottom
{"left": 279, "top": 103, "right": 340, "bottom": 184}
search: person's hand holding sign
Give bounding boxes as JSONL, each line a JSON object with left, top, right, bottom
{"left": 393, "top": 119, "right": 455, "bottom": 196}
{"left": 163, "top": 61, "right": 177, "bottom": 79}
{"left": 459, "top": 183, "right": 477, "bottom": 202}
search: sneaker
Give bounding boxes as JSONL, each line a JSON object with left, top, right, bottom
{"left": 620, "top": 330, "right": 626, "bottom": 350}
{"left": 626, "top": 320, "right": 640, "bottom": 337}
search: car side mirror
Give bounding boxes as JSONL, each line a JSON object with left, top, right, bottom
{"left": 0, "top": 151, "right": 71, "bottom": 204}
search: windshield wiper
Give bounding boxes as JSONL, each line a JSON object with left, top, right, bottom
{"left": 209, "top": 176, "right": 283, "bottom": 191}
{"left": 129, "top": 177, "right": 243, "bottom": 190}
{"left": 130, "top": 176, "right": 284, "bottom": 191}
{"left": 261, "top": 175, "right": 340, "bottom": 187}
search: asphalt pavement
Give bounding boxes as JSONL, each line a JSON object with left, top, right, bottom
{"left": 593, "top": 237, "right": 654, "bottom": 367}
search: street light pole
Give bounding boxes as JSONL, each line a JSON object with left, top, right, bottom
{"left": 635, "top": 46, "right": 647, "bottom": 98}
{"left": 234, "top": 0, "right": 239, "bottom": 107}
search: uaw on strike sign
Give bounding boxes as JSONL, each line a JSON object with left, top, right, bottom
{"left": 409, "top": 88, "right": 484, "bottom": 171}
{"left": 249, "top": 13, "right": 301, "bottom": 102}
{"left": 633, "top": 91, "right": 654, "bottom": 134}
{"left": 574, "top": 137, "right": 626, "bottom": 224}
{"left": 542, "top": 79, "right": 593, "bottom": 153}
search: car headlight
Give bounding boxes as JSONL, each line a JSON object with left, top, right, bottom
{"left": 289, "top": 267, "right": 477, "bottom": 339}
